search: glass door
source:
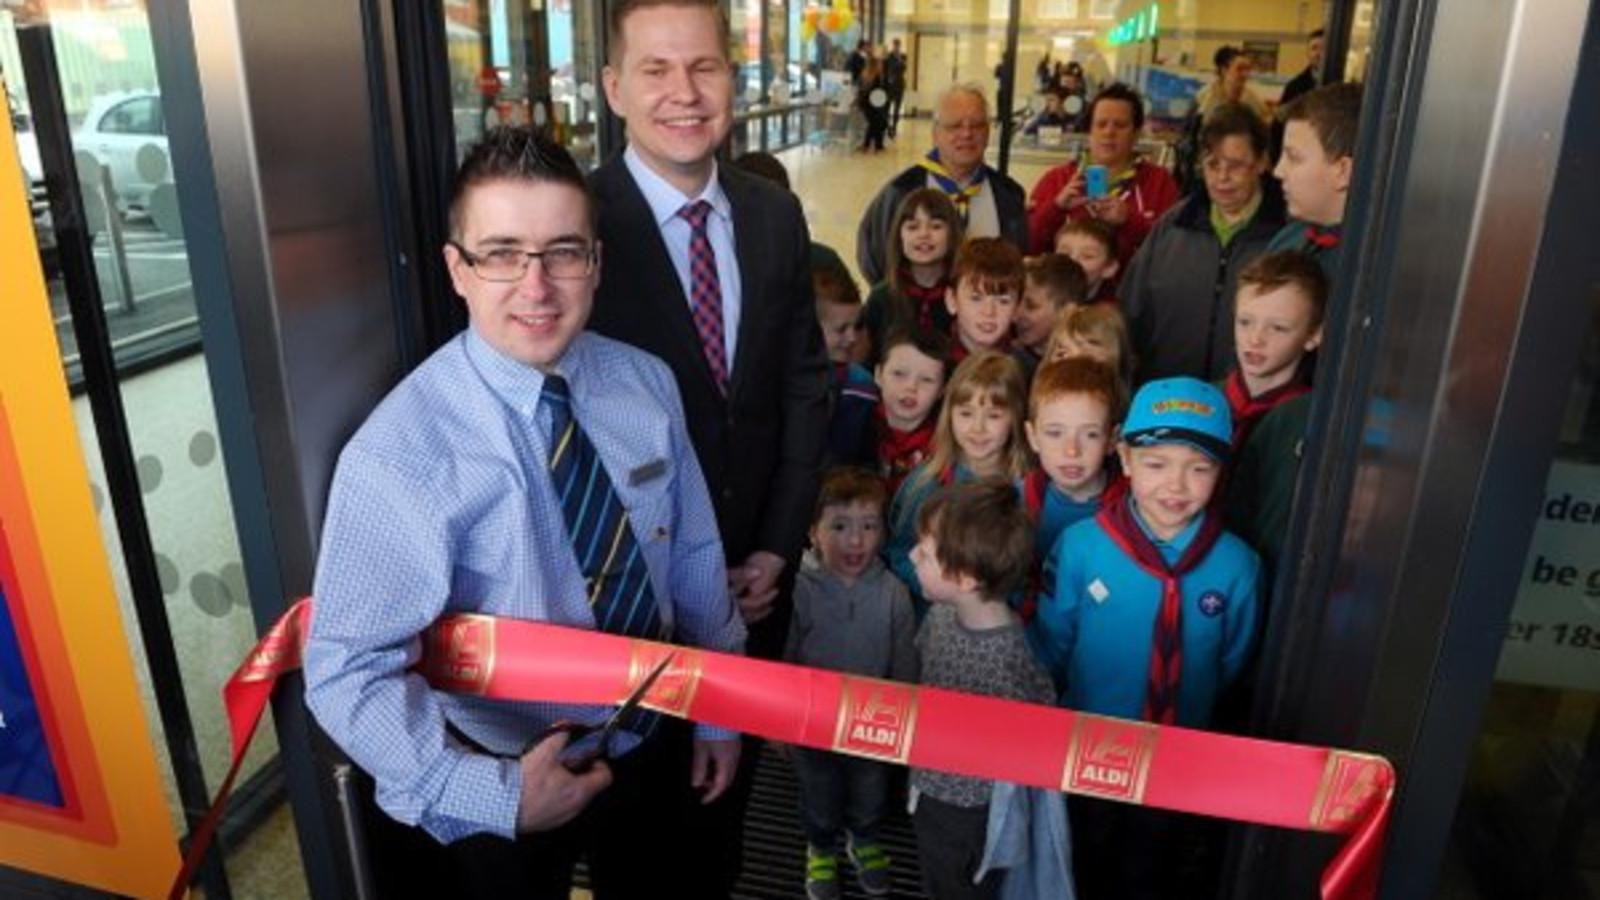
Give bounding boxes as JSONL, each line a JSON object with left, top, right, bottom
{"left": 1440, "top": 306, "right": 1600, "bottom": 897}
{"left": 3, "top": 6, "right": 304, "bottom": 898}
{"left": 441, "top": 0, "right": 601, "bottom": 169}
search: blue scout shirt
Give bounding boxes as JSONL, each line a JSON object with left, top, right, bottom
{"left": 1031, "top": 498, "right": 1260, "bottom": 727}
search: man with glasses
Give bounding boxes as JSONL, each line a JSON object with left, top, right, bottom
{"left": 304, "top": 126, "right": 745, "bottom": 899}
{"left": 855, "top": 84, "right": 1029, "bottom": 285}
{"left": 1119, "top": 104, "right": 1288, "bottom": 383}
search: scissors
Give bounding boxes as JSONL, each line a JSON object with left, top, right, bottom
{"left": 528, "top": 652, "right": 676, "bottom": 773}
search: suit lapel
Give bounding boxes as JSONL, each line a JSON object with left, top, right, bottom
{"left": 724, "top": 168, "right": 762, "bottom": 400}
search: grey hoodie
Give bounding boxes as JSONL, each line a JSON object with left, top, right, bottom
{"left": 785, "top": 556, "right": 918, "bottom": 683}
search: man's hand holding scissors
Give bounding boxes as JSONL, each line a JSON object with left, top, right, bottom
{"left": 514, "top": 653, "right": 676, "bottom": 832}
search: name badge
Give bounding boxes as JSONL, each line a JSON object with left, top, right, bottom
{"left": 628, "top": 458, "right": 668, "bottom": 486}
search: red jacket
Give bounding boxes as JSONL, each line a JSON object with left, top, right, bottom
{"left": 1026, "top": 159, "right": 1180, "bottom": 262}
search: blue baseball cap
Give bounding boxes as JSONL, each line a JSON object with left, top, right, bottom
{"left": 1122, "top": 378, "right": 1233, "bottom": 461}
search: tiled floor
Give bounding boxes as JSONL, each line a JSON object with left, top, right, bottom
{"left": 190, "top": 117, "right": 1070, "bottom": 899}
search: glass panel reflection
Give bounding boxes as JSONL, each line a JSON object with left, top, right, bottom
{"left": 1442, "top": 298, "right": 1600, "bottom": 898}
{"left": 5, "top": 4, "right": 304, "bottom": 897}
{"left": 443, "top": 0, "right": 600, "bottom": 169}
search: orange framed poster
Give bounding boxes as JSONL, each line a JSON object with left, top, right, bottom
{"left": 0, "top": 105, "right": 178, "bottom": 896}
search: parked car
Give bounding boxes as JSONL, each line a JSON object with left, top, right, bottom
{"left": 73, "top": 90, "right": 168, "bottom": 214}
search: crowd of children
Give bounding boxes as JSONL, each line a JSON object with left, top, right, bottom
{"left": 781, "top": 78, "right": 1360, "bottom": 900}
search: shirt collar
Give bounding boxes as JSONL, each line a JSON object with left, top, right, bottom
{"left": 1129, "top": 497, "right": 1202, "bottom": 555}
{"left": 623, "top": 145, "right": 732, "bottom": 228}
{"left": 463, "top": 327, "right": 592, "bottom": 411}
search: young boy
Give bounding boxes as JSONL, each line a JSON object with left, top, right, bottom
{"left": 1015, "top": 253, "right": 1090, "bottom": 365}
{"left": 1222, "top": 250, "right": 1327, "bottom": 583}
{"left": 874, "top": 329, "right": 950, "bottom": 497}
{"left": 816, "top": 266, "right": 882, "bottom": 466}
{"left": 945, "top": 237, "right": 1024, "bottom": 363}
{"left": 1269, "top": 82, "right": 1363, "bottom": 278}
{"left": 1054, "top": 219, "right": 1121, "bottom": 303}
{"left": 1032, "top": 377, "right": 1259, "bottom": 899}
{"left": 1023, "top": 357, "right": 1127, "bottom": 560}
{"left": 785, "top": 467, "right": 917, "bottom": 900}
{"left": 909, "top": 479, "right": 1057, "bottom": 900}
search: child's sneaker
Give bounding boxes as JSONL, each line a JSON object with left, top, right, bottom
{"left": 806, "top": 847, "right": 841, "bottom": 900}
{"left": 847, "top": 839, "right": 892, "bottom": 896}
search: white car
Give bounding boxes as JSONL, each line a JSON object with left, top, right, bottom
{"left": 74, "top": 90, "right": 169, "bottom": 214}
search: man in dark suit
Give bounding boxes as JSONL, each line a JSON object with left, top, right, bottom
{"left": 591, "top": 1, "right": 829, "bottom": 893}
{"left": 1280, "top": 28, "right": 1326, "bottom": 109}
{"left": 1273, "top": 28, "right": 1325, "bottom": 161}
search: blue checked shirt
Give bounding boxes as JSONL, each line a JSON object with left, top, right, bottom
{"left": 304, "top": 329, "right": 745, "bottom": 843}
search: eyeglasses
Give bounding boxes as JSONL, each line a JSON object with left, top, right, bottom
{"left": 450, "top": 240, "right": 596, "bottom": 282}
{"left": 1202, "top": 156, "right": 1258, "bottom": 178}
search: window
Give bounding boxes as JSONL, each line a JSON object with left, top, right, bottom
{"left": 100, "top": 95, "right": 162, "bottom": 136}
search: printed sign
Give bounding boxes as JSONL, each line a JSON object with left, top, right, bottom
{"left": 1495, "top": 460, "right": 1600, "bottom": 692}
{"left": 0, "top": 104, "right": 177, "bottom": 897}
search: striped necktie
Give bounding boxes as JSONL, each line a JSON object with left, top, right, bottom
{"left": 677, "top": 200, "right": 730, "bottom": 395}
{"left": 542, "top": 374, "right": 663, "bottom": 643}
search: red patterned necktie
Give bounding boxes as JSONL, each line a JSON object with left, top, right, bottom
{"left": 677, "top": 201, "right": 729, "bottom": 395}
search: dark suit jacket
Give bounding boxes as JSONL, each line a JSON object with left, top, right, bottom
{"left": 589, "top": 157, "right": 829, "bottom": 651}
{"left": 1279, "top": 68, "right": 1319, "bottom": 109}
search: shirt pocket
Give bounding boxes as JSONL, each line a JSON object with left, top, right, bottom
{"left": 625, "top": 473, "right": 674, "bottom": 534}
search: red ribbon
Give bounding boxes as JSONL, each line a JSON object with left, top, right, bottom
{"left": 170, "top": 599, "right": 1394, "bottom": 900}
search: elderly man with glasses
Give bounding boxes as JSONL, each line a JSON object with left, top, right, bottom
{"left": 855, "top": 84, "right": 1029, "bottom": 285}
{"left": 304, "top": 126, "right": 745, "bottom": 899}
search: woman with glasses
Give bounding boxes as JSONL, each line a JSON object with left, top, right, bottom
{"left": 1119, "top": 103, "right": 1289, "bottom": 384}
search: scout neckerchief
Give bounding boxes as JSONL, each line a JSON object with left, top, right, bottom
{"left": 1304, "top": 222, "right": 1342, "bottom": 249}
{"left": 1020, "top": 468, "right": 1054, "bottom": 623}
{"left": 877, "top": 406, "right": 937, "bottom": 497}
{"left": 920, "top": 149, "right": 986, "bottom": 222}
{"left": 1096, "top": 488, "right": 1225, "bottom": 725}
{"left": 1224, "top": 369, "right": 1312, "bottom": 457}
{"left": 898, "top": 272, "right": 948, "bottom": 334}
{"left": 1022, "top": 469, "right": 1052, "bottom": 522}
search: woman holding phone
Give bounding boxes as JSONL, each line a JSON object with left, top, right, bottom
{"left": 1025, "top": 82, "right": 1180, "bottom": 263}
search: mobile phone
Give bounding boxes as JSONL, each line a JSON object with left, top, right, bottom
{"left": 1085, "top": 164, "right": 1109, "bottom": 200}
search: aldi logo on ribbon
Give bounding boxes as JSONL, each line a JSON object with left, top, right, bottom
{"left": 832, "top": 676, "right": 918, "bottom": 763}
{"left": 424, "top": 615, "right": 497, "bottom": 695}
{"left": 1063, "top": 714, "right": 1159, "bottom": 803}
{"left": 1310, "top": 751, "right": 1390, "bottom": 830}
